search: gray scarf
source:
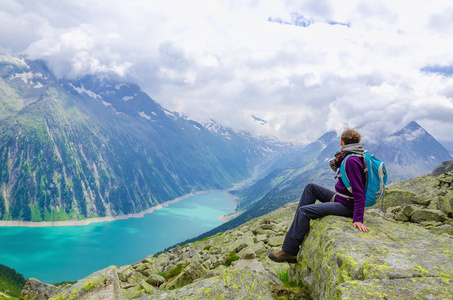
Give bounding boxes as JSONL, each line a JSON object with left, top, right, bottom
{"left": 330, "top": 143, "right": 365, "bottom": 171}
{"left": 341, "top": 143, "right": 365, "bottom": 155}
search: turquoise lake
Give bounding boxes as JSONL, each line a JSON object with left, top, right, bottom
{"left": 0, "top": 192, "right": 235, "bottom": 283}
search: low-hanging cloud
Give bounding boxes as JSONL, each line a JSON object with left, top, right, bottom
{"left": 1, "top": 0, "right": 453, "bottom": 144}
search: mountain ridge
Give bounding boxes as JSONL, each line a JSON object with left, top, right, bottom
{"left": 0, "top": 55, "right": 288, "bottom": 222}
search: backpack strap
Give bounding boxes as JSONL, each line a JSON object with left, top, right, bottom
{"left": 337, "top": 154, "right": 353, "bottom": 192}
{"left": 338, "top": 153, "right": 367, "bottom": 193}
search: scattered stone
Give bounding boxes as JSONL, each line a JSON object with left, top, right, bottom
{"left": 437, "top": 197, "right": 453, "bottom": 217}
{"left": 139, "top": 279, "right": 157, "bottom": 294}
{"left": 49, "top": 266, "right": 123, "bottom": 300}
{"left": 394, "top": 211, "right": 409, "bottom": 222}
{"left": 241, "top": 248, "right": 256, "bottom": 259}
{"left": 163, "top": 261, "right": 209, "bottom": 290}
{"left": 19, "top": 278, "right": 62, "bottom": 300}
{"left": 411, "top": 209, "right": 447, "bottom": 223}
{"left": 401, "top": 205, "right": 419, "bottom": 217}
{"left": 410, "top": 197, "right": 432, "bottom": 206}
{"left": 145, "top": 274, "right": 165, "bottom": 287}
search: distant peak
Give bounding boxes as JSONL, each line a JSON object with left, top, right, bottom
{"left": 405, "top": 121, "right": 422, "bottom": 130}
{"left": 388, "top": 121, "right": 433, "bottom": 143}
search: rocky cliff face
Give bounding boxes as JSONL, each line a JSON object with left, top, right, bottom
{"left": 19, "top": 164, "right": 453, "bottom": 299}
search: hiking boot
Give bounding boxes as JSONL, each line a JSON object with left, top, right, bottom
{"left": 268, "top": 250, "right": 297, "bottom": 263}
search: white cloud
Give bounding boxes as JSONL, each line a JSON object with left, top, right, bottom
{"left": 1, "top": 0, "right": 453, "bottom": 143}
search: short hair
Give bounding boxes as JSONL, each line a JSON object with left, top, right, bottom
{"left": 341, "top": 129, "right": 361, "bottom": 145}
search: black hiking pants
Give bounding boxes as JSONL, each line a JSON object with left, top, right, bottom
{"left": 282, "top": 183, "right": 353, "bottom": 255}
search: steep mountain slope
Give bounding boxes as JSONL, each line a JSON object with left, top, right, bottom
{"left": 0, "top": 56, "right": 285, "bottom": 221}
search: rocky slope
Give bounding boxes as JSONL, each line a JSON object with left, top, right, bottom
{"left": 19, "top": 163, "right": 453, "bottom": 299}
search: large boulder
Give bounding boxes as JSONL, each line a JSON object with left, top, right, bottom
{"left": 19, "top": 278, "right": 62, "bottom": 300}
{"left": 290, "top": 215, "right": 453, "bottom": 300}
{"left": 411, "top": 208, "right": 447, "bottom": 223}
{"left": 49, "top": 266, "right": 123, "bottom": 300}
{"left": 136, "top": 267, "right": 274, "bottom": 300}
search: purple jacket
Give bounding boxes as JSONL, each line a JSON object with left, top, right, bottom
{"left": 334, "top": 154, "right": 366, "bottom": 223}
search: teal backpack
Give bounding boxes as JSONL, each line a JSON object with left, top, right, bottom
{"left": 339, "top": 152, "right": 388, "bottom": 208}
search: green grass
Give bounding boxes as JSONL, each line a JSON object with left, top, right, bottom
{"left": 158, "top": 262, "right": 191, "bottom": 280}
{"left": 224, "top": 252, "right": 240, "bottom": 267}
{"left": 271, "top": 269, "right": 311, "bottom": 300}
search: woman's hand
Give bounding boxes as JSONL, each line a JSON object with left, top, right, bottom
{"left": 353, "top": 222, "right": 370, "bottom": 232}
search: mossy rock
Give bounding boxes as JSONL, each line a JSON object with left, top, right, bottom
{"left": 411, "top": 209, "right": 447, "bottom": 223}
{"left": 19, "top": 278, "right": 62, "bottom": 300}
{"left": 383, "top": 189, "right": 416, "bottom": 208}
{"left": 336, "top": 277, "right": 453, "bottom": 299}
{"left": 137, "top": 267, "right": 274, "bottom": 300}
{"left": 290, "top": 215, "right": 453, "bottom": 299}
{"left": 49, "top": 266, "right": 123, "bottom": 300}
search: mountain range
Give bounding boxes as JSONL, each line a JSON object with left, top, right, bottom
{"left": 0, "top": 56, "right": 285, "bottom": 222}
{"left": 0, "top": 55, "right": 451, "bottom": 224}
{"left": 184, "top": 121, "right": 452, "bottom": 241}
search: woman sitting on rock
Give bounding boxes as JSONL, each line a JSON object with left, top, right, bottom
{"left": 269, "top": 128, "right": 370, "bottom": 263}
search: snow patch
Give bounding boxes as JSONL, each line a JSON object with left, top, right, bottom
{"left": 111, "top": 107, "right": 125, "bottom": 116}
{"left": 34, "top": 82, "right": 44, "bottom": 88}
{"left": 101, "top": 100, "right": 112, "bottom": 107}
{"left": 115, "top": 84, "right": 127, "bottom": 90}
{"left": 164, "top": 109, "right": 176, "bottom": 119}
{"left": 69, "top": 83, "right": 102, "bottom": 100}
{"left": 11, "top": 71, "right": 33, "bottom": 84}
{"left": 122, "top": 96, "right": 133, "bottom": 101}
{"left": 139, "top": 111, "right": 152, "bottom": 120}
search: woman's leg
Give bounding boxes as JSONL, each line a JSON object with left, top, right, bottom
{"left": 296, "top": 183, "right": 335, "bottom": 208}
{"left": 282, "top": 185, "right": 352, "bottom": 256}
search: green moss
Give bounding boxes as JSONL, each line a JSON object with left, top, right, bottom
{"left": 159, "top": 262, "right": 191, "bottom": 280}
{"left": 82, "top": 278, "right": 105, "bottom": 291}
{"left": 224, "top": 252, "right": 240, "bottom": 267}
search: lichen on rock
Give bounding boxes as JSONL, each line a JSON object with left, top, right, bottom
{"left": 49, "top": 266, "right": 123, "bottom": 300}
{"left": 291, "top": 215, "right": 453, "bottom": 299}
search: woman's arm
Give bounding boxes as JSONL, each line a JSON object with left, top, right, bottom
{"left": 345, "top": 156, "right": 368, "bottom": 230}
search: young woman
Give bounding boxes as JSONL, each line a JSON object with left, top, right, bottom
{"left": 269, "top": 129, "right": 369, "bottom": 263}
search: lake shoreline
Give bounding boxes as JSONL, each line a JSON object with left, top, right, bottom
{"left": 0, "top": 163, "right": 264, "bottom": 228}
{"left": 0, "top": 189, "right": 237, "bottom": 228}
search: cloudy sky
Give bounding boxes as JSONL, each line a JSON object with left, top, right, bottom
{"left": 1, "top": 0, "right": 453, "bottom": 144}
